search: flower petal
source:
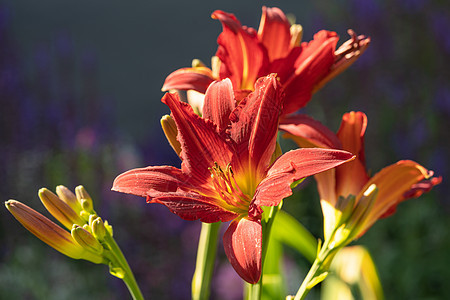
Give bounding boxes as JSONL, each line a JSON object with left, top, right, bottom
{"left": 212, "top": 10, "right": 268, "bottom": 90}
{"left": 337, "top": 111, "right": 367, "bottom": 162}
{"left": 313, "top": 30, "right": 370, "bottom": 93}
{"left": 257, "top": 6, "right": 292, "bottom": 61}
{"left": 223, "top": 218, "right": 262, "bottom": 284}
{"left": 335, "top": 111, "right": 369, "bottom": 197}
{"left": 112, "top": 165, "right": 211, "bottom": 197}
{"left": 150, "top": 193, "right": 238, "bottom": 223}
{"left": 251, "top": 148, "right": 355, "bottom": 210}
{"left": 202, "top": 78, "right": 236, "bottom": 132}
{"left": 280, "top": 114, "right": 342, "bottom": 149}
{"left": 112, "top": 166, "right": 238, "bottom": 223}
{"left": 229, "top": 74, "right": 284, "bottom": 178}
{"left": 282, "top": 30, "right": 339, "bottom": 114}
{"left": 162, "top": 92, "right": 234, "bottom": 183}
{"left": 162, "top": 67, "right": 215, "bottom": 93}
{"left": 357, "top": 160, "right": 440, "bottom": 234}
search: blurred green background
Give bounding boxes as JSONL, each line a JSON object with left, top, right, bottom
{"left": 0, "top": 0, "right": 448, "bottom": 299}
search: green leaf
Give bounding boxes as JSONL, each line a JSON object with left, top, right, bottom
{"left": 272, "top": 211, "right": 317, "bottom": 263}
{"left": 262, "top": 235, "right": 285, "bottom": 300}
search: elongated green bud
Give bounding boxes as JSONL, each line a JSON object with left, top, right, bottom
{"left": 75, "top": 185, "right": 95, "bottom": 214}
{"left": 346, "top": 184, "right": 378, "bottom": 241}
{"left": 71, "top": 225, "right": 104, "bottom": 255}
{"left": 91, "top": 217, "right": 106, "bottom": 241}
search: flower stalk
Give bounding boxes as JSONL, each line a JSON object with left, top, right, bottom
{"left": 192, "top": 222, "right": 221, "bottom": 300}
{"left": 5, "top": 186, "right": 144, "bottom": 300}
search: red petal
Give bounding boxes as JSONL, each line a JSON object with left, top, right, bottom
{"left": 223, "top": 218, "right": 262, "bottom": 284}
{"left": 257, "top": 6, "right": 291, "bottom": 61}
{"left": 313, "top": 30, "right": 370, "bottom": 93}
{"left": 150, "top": 193, "right": 238, "bottom": 223}
{"left": 229, "top": 74, "right": 284, "bottom": 177}
{"left": 112, "top": 166, "right": 238, "bottom": 223}
{"left": 335, "top": 112, "right": 369, "bottom": 196}
{"left": 113, "top": 166, "right": 190, "bottom": 196}
{"left": 251, "top": 148, "right": 355, "bottom": 210}
{"left": 212, "top": 10, "right": 268, "bottom": 90}
{"left": 402, "top": 175, "right": 442, "bottom": 200}
{"left": 162, "top": 67, "right": 215, "bottom": 93}
{"left": 280, "top": 114, "right": 342, "bottom": 149}
{"left": 202, "top": 78, "right": 236, "bottom": 132}
{"left": 282, "top": 30, "right": 339, "bottom": 114}
{"left": 162, "top": 92, "right": 234, "bottom": 183}
{"left": 337, "top": 111, "right": 367, "bottom": 163}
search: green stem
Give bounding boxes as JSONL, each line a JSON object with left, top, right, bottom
{"left": 192, "top": 222, "right": 221, "bottom": 300}
{"left": 245, "top": 204, "right": 281, "bottom": 300}
{"left": 293, "top": 241, "right": 333, "bottom": 300}
{"left": 104, "top": 233, "right": 144, "bottom": 300}
{"left": 245, "top": 281, "right": 262, "bottom": 300}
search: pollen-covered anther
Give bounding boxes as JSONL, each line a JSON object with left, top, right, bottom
{"left": 209, "top": 163, "right": 251, "bottom": 212}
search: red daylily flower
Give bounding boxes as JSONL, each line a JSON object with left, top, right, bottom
{"left": 162, "top": 6, "right": 370, "bottom": 115}
{"left": 113, "top": 74, "right": 354, "bottom": 283}
{"left": 280, "top": 112, "right": 442, "bottom": 241}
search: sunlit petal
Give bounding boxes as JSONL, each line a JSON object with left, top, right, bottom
{"left": 223, "top": 218, "right": 262, "bottom": 284}
{"left": 212, "top": 10, "right": 268, "bottom": 90}
{"left": 162, "top": 67, "right": 215, "bottom": 93}
{"left": 257, "top": 6, "right": 292, "bottom": 61}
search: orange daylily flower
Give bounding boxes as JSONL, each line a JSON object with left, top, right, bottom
{"left": 162, "top": 6, "right": 370, "bottom": 115}
{"left": 280, "top": 112, "right": 441, "bottom": 242}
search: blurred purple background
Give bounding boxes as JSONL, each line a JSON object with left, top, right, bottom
{"left": 0, "top": 0, "right": 448, "bottom": 299}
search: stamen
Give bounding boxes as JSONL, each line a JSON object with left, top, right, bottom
{"left": 209, "top": 163, "right": 251, "bottom": 212}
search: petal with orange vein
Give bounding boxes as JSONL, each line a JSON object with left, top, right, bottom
{"left": 257, "top": 6, "right": 292, "bottom": 61}
{"left": 251, "top": 148, "right": 355, "bottom": 211}
{"left": 162, "top": 92, "right": 234, "bottom": 184}
{"left": 228, "top": 74, "right": 284, "bottom": 177}
{"left": 356, "top": 160, "right": 439, "bottom": 236}
{"left": 162, "top": 67, "right": 215, "bottom": 93}
{"left": 212, "top": 10, "right": 268, "bottom": 90}
{"left": 335, "top": 111, "right": 369, "bottom": 197}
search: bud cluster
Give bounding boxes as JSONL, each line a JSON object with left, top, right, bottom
{"left": 6, "top": 185, "right": 114, "bottom": 265}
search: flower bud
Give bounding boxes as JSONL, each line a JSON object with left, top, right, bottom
{"left": 104, "top": 220, "right": 114, "bottom": 236}
{"left": 191, "top": 58, "right": 206, "bottom": 68}
{"left": 71, "top": 225, "right": 104, "bottom": 255}
{"left": 211, "top": 56, "right": 221, "bottom": 79}
{"left": 334, "top": 194, "right": 356, "bottom": 228}
{"left": 75, "top": 185, "right": 95, "bottom": 214}
{"left": 161, "top": 115, "right": 182, "bottom": 156}
{"left": 5, "top": 200, "right": 103, "bottom": 264}
{"left": 346, "top": 184, "right": 378, "bottom": 241}
{"left": 91, "top": 217, "right": 107, "bottom": 241}
{"left": 290, "top": 24, "right": 303, "bottom": 48}
{"left": 56, "top": 185, "right": 82, "bottom": 214}
{"left": 38, "top": 188, "right": 86, "bottom": 230}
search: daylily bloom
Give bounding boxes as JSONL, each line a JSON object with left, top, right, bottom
{"left": 280, "top": 111, "right": 442, "bottom": 244}
{"left": 162, "top": 6, "right": 370, "bottom": 115}
{"left": 112, "top": 74, "right": 354, "bottom": 283}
